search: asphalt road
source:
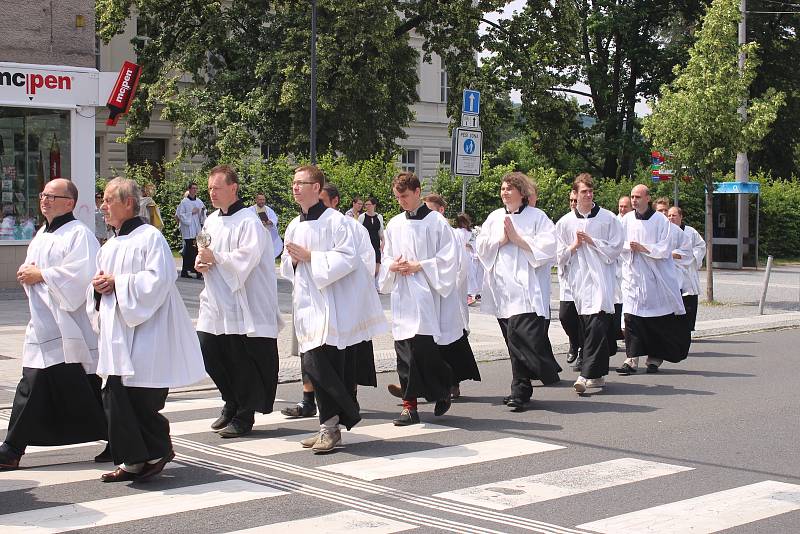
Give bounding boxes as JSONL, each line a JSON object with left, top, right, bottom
{"left": 1, "top": 328, "right": 799, "bottom": 533}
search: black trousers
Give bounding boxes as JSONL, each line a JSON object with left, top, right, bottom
{"left": 103, "top": 376, "right": 170, "bottom": 466}
{"left": 344, "top": 340, "right": 377, "bottom": 391}
{"left": 438, "top": 332, "right": 481, "bottom": 385}
{"left": 394, "top": 335, "right": 452, "bottom": 403}
{"left": 683, "top": 294, "right": 699, "bottom": 332}
{"left": 624, "top": 313, "right": 691, "bottom": 363}
{"left": 578, "top": 312, "right": 614, "bottom": 379}
{"left": 199, "top": 332, "right": 279, "bottom": 425}
{"left": 5, "top": 363, "right": 106, "bottom": 452}
{"left": 498, "top": 313, "right": 562, "bottom": 401}
{"left": 558, "top": 300, "right": 584, "bottom": 356}
{"left": 613, "top": 303, "right": 625, "bottom": 340}
{"left": 302, "top": 345, "right": 361, "bottom": 430}
{"left": 182, "top": 238, "right": 197, "bottom": 274}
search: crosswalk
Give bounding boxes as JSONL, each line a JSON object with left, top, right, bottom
{"left": 2, "top": 394, "right": 799, "bottom": 533}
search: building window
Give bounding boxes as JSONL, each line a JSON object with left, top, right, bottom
{"left": 439, "top": 150, "right": 451, "bottom": 169}
{"left": 440, "top": 69, "right": 449, "bottom": 104}
{"left": 400, "top": 149, "right": 418, "bottom": 173}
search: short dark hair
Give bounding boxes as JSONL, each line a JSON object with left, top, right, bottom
{"left": 351, "top": 195, "right": 362, "bottom": 204}
{"left": 456, "top": 212, "right": 472, "bottom": 230}
{"left": 654, "top": 196, "right": 670, "bottom": 207}
{"left": 392, "top": 171, "right": 420, "bottom": 193}
{"left": 501, "top": 172, "right": 532, "bottom": 197}
{"left": 423, "top": 193, "right": 446, "bottom": 209}
{"left": 187, "top": 182, "right": 198, "bottom": 190}
{"left": 62, "top": 179, "right": 79, "bottom": 203}
{"left": 209, "top": 164, "right": 239, "bottom": 185}
{"left": 322, "top": 183, "right": 340, "bottom": 201}
{"left": 294, "top": 165, "right": 326, "bottom": 189}
{"left": 572, "top": 172, "right": 594, "bottom": 192}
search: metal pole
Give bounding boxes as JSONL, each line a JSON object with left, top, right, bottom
{"left": 736, "top": 0, "right": 749, "bottom": 268}
{"left": 758, "top": 255, "right": 773, "bottom": 315}
{"left": 310, "top": 0, "right": 317, "bottom": 164}
{"left": 461, "top": 176, "right": 467, "bottom": 213}
{"left": 673, "top": 175, "right": 679, "bottom": 206}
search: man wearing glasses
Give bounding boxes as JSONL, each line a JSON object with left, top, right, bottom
{"left": 1, "top": 179, "right": 107, "bottom": 470}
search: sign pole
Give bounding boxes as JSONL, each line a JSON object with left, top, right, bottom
{"left": 461, "top": 176, "right": 467, "bottom": 213}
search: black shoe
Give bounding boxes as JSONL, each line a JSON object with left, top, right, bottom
{"left": 0, "top": 444, "right": 21, "bottom": 471}
{"left": 136, "top": 449, "right": 176, "bottom": 482}
{"left": 211, "top": 407, "right": 235, "bottom": 431}
{"left": 195, "top": 272, "right": 203, "bottom": 280}
{"left": 646, "top": 364, "right": 660, "bottom": 374}
{"left": 616, "top": 363, "right": 637, "bottom": 375}
{"left": 94, "top": 444, "right": 113, "bottom": 463}
{"left": 505, "top": 397, "right": 529, "bottom": 412}
{"left": 393, "top": 408, "right": 420, "bottom": 426}
{"left": 566, "top": 351, "right": 577, "bottom": 364}
{"left": 387, "top": 384, "right": 403, "bottom": 398}
{"left": 571, "top": 358, "right": 583, "bottom": 372}
{"left": 281, "top": 402, "right": 317, "bottom": 418}
{"left": 434, "top": 398, "right": 451, "bottom": 417}
{"left": 180, "top": 271, "right": 191, "bottom": 278}
{"left": 502, "top": 395, "right": 511, "bottom": 405}
{"left": 218, "top": 419, "right": 252, "bottom": 438}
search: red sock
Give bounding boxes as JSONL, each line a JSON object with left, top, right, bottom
{"left": 402, "top": 398, "right": 418, "bottom": 411}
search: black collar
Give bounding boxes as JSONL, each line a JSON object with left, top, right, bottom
{"left": 680, "top": 224, "right": 686, "bottom": 231}
{"left": 405, "top": 203, "right": 432, "bottom": 220}
{"left": 300, "top": 201, "right": 327, "bottom": 222}
{"left": 574, "top": 203, "right": 600, "bottom": 219}
{"left": 44, "top": 212, "right": 75, "bottom": 233}
{"left": 117, "top": 216, "right": 145, "bottom": 236}
{"left": 634, "top": 206, "right": 656, "bottom": 220}
{"left": 221, "top": 199, "right": 245, "bottom": 217}
{"left": 187, "top": 195, "right": 197, "bottom": 201}
{"left": 504, "top": 199, "right": 528, "bottom": 215}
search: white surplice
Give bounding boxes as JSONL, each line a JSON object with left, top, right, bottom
{"left": 87, "top": 223, "right": 207, "bottom": 388}
{"left": 555, "top": 206, "right": 624, "bottom": 315}
{"left": 176, "top": 196, "right": 206, "bottom": 240}
{"left": 437, "top": 219, "right": 470, "bottom": 344}
{"left": 476, "top": 206, "right": 557, "bottom": 320}
{"left": 197, "top": 207, "right": 284, "bottom": 338}
{"left": 378, "top": 209, "right": 458, "bottom": 342}
{"left": 619, "top": 210, "right": 685, "bottom": 317}
{"left": 673, "top": 224, "right": 706, "bottom": 296}
{"left": 249, "top": 204, "right": 283, "bottom": 258}
{"left": 281, "top": 207, "right": 384, "bottom": 353}
{"left": 22, "top": 219, "right": 100, "bottom": 373}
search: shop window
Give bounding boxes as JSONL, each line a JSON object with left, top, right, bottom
{"left": 0, "top": 108, "right": 70, "bottom": 241}
{"left": 127, "top": 138, "right": 166, "bottom": 181}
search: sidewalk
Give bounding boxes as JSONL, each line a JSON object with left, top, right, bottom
{"left": 1, "top": 264, "right": 798, "bottom": 406}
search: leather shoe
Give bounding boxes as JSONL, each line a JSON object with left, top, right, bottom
{"left": 0, "top": 445, "right": 21, "bottom": 471}
{"left": 94, "top": 444, "right": 113, "bottom": 463}
{"left": 646, "top": 364, "right": 660, "bottom": 374}
{"left": 211, "top": 407, "right": 235, "bottom": 431}
{"left": 281, "top": 402, "right": 317, "bottom": 418}
{"left": 393, "top": 408, "right": 420, "bottom": 426}
{"left": 505, "top": 397, "right": 529, "bottom": 412}
{"left": 387, "top": 384, "right": 403, "bottom": 398}
{"left": 565, "top": 351, "right": 577, "bottom": 364}
{"left": 571, "top": 358, "right": 583, "bottom": 372}
{"left": 218, "top": 419, "right": 252, "bottom": 438}
{"left": 616, "top": 363, "right": 637, "bottom": 375}
{"left": 180, "top": 271, "right": 191, "bottom": 278}
{"left": 101, "top": 467, "right": 139, "bottom": 483}
{"left": 434, "top": 398, "right": 451, "bottom": 417}
{"left": 136, "top": 449, "right": 176, "bottom": 482}
{"left": 502, "top": 395, "right": 511, "bottom": 405}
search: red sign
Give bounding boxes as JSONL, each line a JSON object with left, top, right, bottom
{"left": 106, "top": 61, "right": 142, "bottom": 126}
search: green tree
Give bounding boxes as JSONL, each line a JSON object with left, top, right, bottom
{"left": 642, "top": 0, "right": 784, "bottom": 301}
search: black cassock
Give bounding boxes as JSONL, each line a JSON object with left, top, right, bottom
{"left": 578, "top": 312, "right": 616, "bottom": 379}
{"left": 5, "top": 363, "right": 106, "bottom": 452}
{"left": 498, "top": 313, "right": 562, "bottom": 401}
{"left": 344, "top": 340, "right": 378, "bottom": 390}
{"left": 302, "top": 345, "right": 361, "bottom": 430}
{"left": 559, "top": 300, "right": 584, "bottom": 357}
{"left": 624, "top": 313, "right": 691, "bottom": 363}
{"left": 395, "top": 335, "right": 453, "bottom": 402}
{"left": 438, "top": 332, "right": 481, "bottom": 386}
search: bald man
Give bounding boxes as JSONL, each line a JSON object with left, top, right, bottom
{"left": 616, "top": 185, "right": 689, "bottom": 375}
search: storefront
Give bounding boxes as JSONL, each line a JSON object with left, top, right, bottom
{"left": 0, "top": 61, "right": 98, "bottom": 288}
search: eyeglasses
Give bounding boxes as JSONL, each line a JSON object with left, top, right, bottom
{"left": 39, "top": 193, "right": 73, "bottom": 202}
{"left": 569, "top": 199, "right": 578, "bottom": 204}
{"left": 292, "top": 180, "right": 316, "bottom": 188}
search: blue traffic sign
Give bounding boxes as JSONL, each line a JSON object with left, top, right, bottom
{"left": 463, "top": 138, "right": 476, "bottom": 155}
{"left": 462, "top": 89, "right": 480, "bottom": 115}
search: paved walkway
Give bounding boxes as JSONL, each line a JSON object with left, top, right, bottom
{"left": 0, "top": 264, "right": 798, "bottom": 407}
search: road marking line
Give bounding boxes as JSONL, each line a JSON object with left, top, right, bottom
{"left": 169, "top": 410, "right": 307, "bottom": 436}
{"left": 228, "top": 510, "right": 416, "bottom": 533}
{"left": 578, "top": 480, "right": 800, "bottom": 533}
{"left": 0, "top": 462, "right": 182, "bottom": 493}
{"left": 0, "top": 480, "right": 287, "bottom": 533}
{"left": 435, "top": 458, "right": 693, "bottom": 510}
{"left": 319, "top": 437, "right": 565, "bottom": 481}
{"left": 221, "top": 422, "right": 455, "bottom": 456}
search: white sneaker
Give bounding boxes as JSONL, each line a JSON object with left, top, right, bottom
{"left": 586, "top": 377, "right": 606, "bottom": 388}
{"left": 573, "top": 376, "right": 587, "bottom": 394}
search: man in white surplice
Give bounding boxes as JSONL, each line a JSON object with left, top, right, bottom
{"left": 477, "top": 172, "right": 562, "bottom": 412}
{"left": 615, "top": 185, "right": 689, "bottom": 376}
{"left": 555, "top": 173, "right": 624, "bottom": 394}
{"left": 249, "top": 192, "right": 283, "bottom": 259}
{"left": 378, "top": 172, "right": 458, "bottom": 426}
{"left": 195, "top": 165, "right": 284, "bottom": 439}
{"left": 0, "top": 179, "right": 107, "bottom": 471}
{"left": 668, "top": 205, "right": 706, "bottom": 332}
{"left": 176, "top": 182, "right": 206, "bottom": 278}
{"left": 281, "top": 165, "right": 369, "bottom": 453}
{"left": 89, "top": 177, "right": 206, "bottom": 483}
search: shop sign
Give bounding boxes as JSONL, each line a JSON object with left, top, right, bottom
{"left": 106, "top": 61, "right": 142, "bottom": 126}
{"left": 0, "top": 62, "right": 99, "bottom": 107}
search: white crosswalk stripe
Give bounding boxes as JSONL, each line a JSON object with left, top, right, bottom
{"left": 0, "top": 480, "right": 287, "bottom": 533}
{"left": 577, "top": 480, "right": 800, "bottom": 534}
{"left": 0, "top": 462, "right": 183, "bottom": 493}
{"left": 169, "top": 410, "right": 308, "bottom": 436}
{"left": 435, "top": 458, "right": 694, "bottom": 510}
{"left": 222, "top": 422, "right": 455, "bottom": 456}
{"left": 319, "top": 437, "right": 565, "bottom": 481}
{"left": 227, "top": 510, "right": 416, "bottom": 533}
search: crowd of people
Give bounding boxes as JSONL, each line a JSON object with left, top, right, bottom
{"left": 1, "top": 165, "right": 705, "bottom": 482}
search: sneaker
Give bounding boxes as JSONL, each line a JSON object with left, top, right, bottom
{"left": 573, "top": 376, "right": 587, "bottom": 394}
{"left": 393, "top": 408, "right": 420, "bottom": 426}
{"left": 467, "top": 295, "right": 476, "bottom": 306}
{"left": 646, "top": 364, "right": 660, "bottom": 374}
{"left": 300, "top": 432, "right": 320, "bottom": 448}
{"left": 387, "top": 384, "right": 403, "bottom": 398}
{"left": 281, "top": 402, "right": 317, "bottom": 418}
{"left": 434, "top": 398, "right": 451, "bottom": 417}
{"left": 586, "top": 377, "right": 606, "bottom": 388}
{"left": 616, "top": 363, "right": 637, "bottom": 375}
{"left": 566, "top": 351, "right": 577, "bottom": 364}
{"left": 312, "top": 428, "right": 341, "bottom": 453}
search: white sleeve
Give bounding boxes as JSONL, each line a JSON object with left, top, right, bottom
{"left": 114, "top": 233, "right": 176, "bottom": 328}
{"left": 41, "top": 228, "right": 100, "bottom": 312}
{"left": 309, "top": 219, "right": 359, "bottom": 289}
{"left": 213, "top": 218, "right": 267, "bottom": 292}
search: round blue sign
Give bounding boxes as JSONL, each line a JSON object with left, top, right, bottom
{"left": 464, "top": 138, "right": 475, "bottom": 155}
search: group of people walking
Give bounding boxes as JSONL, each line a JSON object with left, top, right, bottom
{"left": 0, "top": 164, "right": 704, "bottom": 482}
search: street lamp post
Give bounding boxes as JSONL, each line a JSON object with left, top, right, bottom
{"left": 310, "top": 0, "right": 317, "bottom": 165}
